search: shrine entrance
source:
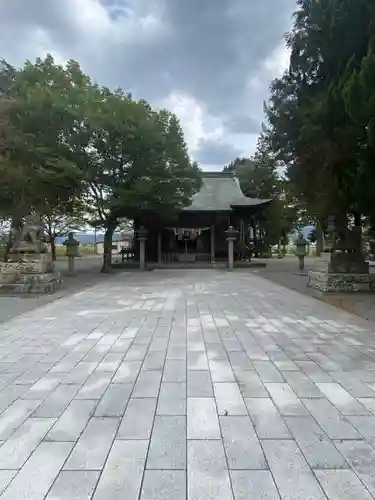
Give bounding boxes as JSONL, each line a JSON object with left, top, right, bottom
{"left": 166, "top": 227, "right": 211, "bottom": 263}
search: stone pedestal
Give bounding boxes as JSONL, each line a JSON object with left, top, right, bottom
{"left": 225, "top": 226, "right": 238, "bottom": 271}
{"left": 0, "top": 253, "right": 63, "bottom": 295}
{"left": 136, "top": 227, "right": 148, "bottom": 270}
{"left": 308, "top": 257, "right": 375, "bottom": 294}
{"left": 63, "top": 233, "right": 80, "bottom": 276}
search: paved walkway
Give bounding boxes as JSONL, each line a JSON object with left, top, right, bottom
{"left": 1, "top": 270, "right": 375, "bottom": 499}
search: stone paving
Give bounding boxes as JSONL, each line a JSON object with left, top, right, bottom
{"left": 2, "top": 270, "right": 375, "bottom": 498}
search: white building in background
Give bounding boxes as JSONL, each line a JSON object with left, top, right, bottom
{"left": 95, "top": 232, "right": 133, "bottom": 255}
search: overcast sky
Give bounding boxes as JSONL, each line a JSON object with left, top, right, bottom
{"left": 0, "top": 0, "right": 296, "bottom": 170}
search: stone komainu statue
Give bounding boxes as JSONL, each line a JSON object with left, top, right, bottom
{"left": 11, "top": 214, "right": 47, "bottom": 253}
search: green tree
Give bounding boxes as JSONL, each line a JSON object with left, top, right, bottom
{"left": 42, "top": 201, "right": 85, "bottom": 261}
{"left": 224, "top": 135, "right": 296, "bottom": 255}
{"left": 265, "top": 0, "right": 375, "bottom": 253}
{"left": 80, "top": 87, "right": 201, "bottom": 272}
{"left": 0, "top": 56, "right": 85, "bottom": 239}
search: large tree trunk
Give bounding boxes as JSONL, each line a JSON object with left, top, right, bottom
{"left": 251, "top": 218, "right": 258, "bottom": 257}
{"left": 101, "top": 224, "right": 115, "bottom": 273}
{"left": 316, "top": 218, "right": 324, "bottom": 257}
{"left": 353, "top": 212, "right": 363, "bottom": 253}
{"left": 50, "top": 236, "right": 56, "bottom": 261}
{"left": 3, "top": 229, "right": 12, "bottom": 262}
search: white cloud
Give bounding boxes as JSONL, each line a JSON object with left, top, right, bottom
{"left": 0, "top": 0, "right": 295, "bottom": 169}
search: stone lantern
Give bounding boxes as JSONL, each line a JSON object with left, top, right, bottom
{"left": 225, "top": 226, "right": 238, "bottom": 271}
{"left": 295, "top": 233, "right": 309, "bottom": 271}
{"left": 136, "top": 227, "right": 148, "bottom": 270}
{"left": 63, "top": 232, "right": 80, "bottom": 275}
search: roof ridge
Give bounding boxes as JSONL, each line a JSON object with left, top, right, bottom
{"left": 202, "top": 171, "right": 235, "bottom": 178}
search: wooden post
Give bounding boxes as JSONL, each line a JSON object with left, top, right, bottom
{"left": 157, "top": 231, "right": 162, "bottom": 263}
{"left": 228, "top": 239, "right": 234, "bottom": 270}
{"left": 210, "top": 225, "right": 215, "bottom": 263}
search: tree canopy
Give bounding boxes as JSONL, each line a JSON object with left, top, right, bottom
{"left": 0, "top": 55, "right": 202, "bottom": 269}
{"left": 266, "top": 0, "right": 375, "bottom": 236}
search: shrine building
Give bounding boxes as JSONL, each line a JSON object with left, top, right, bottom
{"left": 135, "top": 172, "right": 271, "bottom": 265}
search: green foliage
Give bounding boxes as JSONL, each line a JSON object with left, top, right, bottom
{"left": 0, "top": 55, "right": 201, "bottom": 270}
{"left": 224, "top": 134, "right": 297, "bottom": 249}
{"left": 266, "top": 0, "right": 375, "bottom": 226}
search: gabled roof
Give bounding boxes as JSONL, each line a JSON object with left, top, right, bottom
{"left": 183, "top": 172, "right": 271, "bottom": 212}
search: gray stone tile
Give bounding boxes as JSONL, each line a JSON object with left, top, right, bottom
{"left": 336, "top": 439, "right": 375, "bottom": 496}
{"left": 124, "top": 344, "right": 148, "bottom": 361}
{"left": 62, "top": 362, "right": 97, "bottom": 384}
{"left": 117, "top": 398, "right": 157, "bottom": 439}
{"left": 147, "top": 416, "right": 186, "bottom": 469}
{"left": 0, "top": 398, "right": 42, "bottom": 440}
{"left": 315, "top": 469, "right": 373, "bottom": 500}
{"left": 0, "top": 472, "right": 17, "bottom": 496}
{"left": 187, "top": 398, "right": 221, "bottom": 439}
{"left": 265, "top": 383, "right": 309, "bottom": 416}
{"left": 230, "top": 470, "right": 280, "bottom": 500}
{"left": 282, "top": 371, "right": 323, "bottom": 398}
{"left": 32, "top": 384, "right": 80, "bottom": 418}
{"left": 316, "top": 382, "right": 369, "bottom": 415}
{"left": 358, "top": 398, "right": 375, "bottom": 415}
{"left": 75, "top": 373, "right": 112, "bottom": 399}
{"left": 284, "top": 416, "right": 347, "bottom": 469}
{"left": 187, "top": 371, "right": 213, "bottom": 398}
{"left": 149, "top": 338, "right": 169, "bottom": 351}
{"left": 93, "top": 440, "right": 148, "bottom": 500}
{"left": 163, "top": 360, "right": 186, "bottom": 382}
{"left": 143, "top": 351, "right": 166, "bottom": 370}
{"left": 22, "top": 375, "right": 61, "bottom": 400}
{"left": 0, "top": 442, "right": 73, "bottom": 500}
{"left": 295, "top": 360, "right": 333, "bottom": 382}
{"left": 245, "top": 398, "right": 291, "bottom": 439}
{"left": 167, "top": 345, "right": 187, "bottom": 360}
{"left": 0, "top": 384, "right": 31, "bottom": 413}
{"left": 109, "top": 337, "right": 132, "bottom": 353}
{"left": 302, "top": 398, "right": 361, "bottom": 439}
{"left": 206, "top": 343, "right": 227, "bottom": 360}
{"left": 112, "top": 360, "right": 142, "bottom": 384}
{"left": 188, "top": 352, "right": 209, "bottom": 370}
{"left": 45, "top": 470, "right": 100, "bottom": 500}
{"left": 214, "top": 383, "right": 247, "bottom": 415}
{"left": 268, "top": 351, "right": 298, "bottom": 371}
{"left": 262, "top": 439, "right": 325, "bottom": 500}
{"left": 96, "top": 353, "right": 123, "bottom": 373}
{"left": 235, "top": 371, "right": 268, "bottom": 397}
{"left": 227, "top": 351, "right": 253, "bottom": 371}
{"left": 46, "top": 399, "right": 97, "bottom": 442}
{"left": 157, "top": 382, "right": 186, "bottom": 415}
{"left": 331, "top": 372, "right": 375, "bottom": 398}
{"left": 188, "top": 440, "right": 233, "bottom": 500}
{"left": 64, "top": 417, "right": 119, "bottom": 470}
{"left": 346, "top": 415, "right": 375, "bottom": 447}
{"left": 0, "top": 417, "right": 55, "bottom": 469}
{"left": 94, "top": 383, "right": 132, "bottom": 417}
{"left": 133, "top": 370, "right": 162, "bottom": 397}
{"left": 253, "top": 361, "right": 284, "bottom": 382}
{"left": 141, "top": 470, "right": 186, "bottom": 500}
{"left": 220, "top": 416, "right": 266, "bottom": 469}
{"left": 209, "top": 359, "right": 235, "bottom": 382}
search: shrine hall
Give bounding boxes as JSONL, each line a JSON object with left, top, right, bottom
{"left": 135, "top": 172, "right": 271, "bottom": 265}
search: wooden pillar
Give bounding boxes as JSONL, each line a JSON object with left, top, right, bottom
{"left": 240, "top": 219, "right": 245, "bottom": 260}
{"left": 157, "top": 231, "right": 162, "bottom": 263}
{"left": 210, "top": 225, "right": 215, "bottom": 263}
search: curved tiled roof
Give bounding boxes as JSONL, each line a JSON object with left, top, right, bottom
{"left": 183, "top": 172, "right": 271, "bottom": 212}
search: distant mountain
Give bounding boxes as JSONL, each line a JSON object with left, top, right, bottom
{"left": 55, "top": 232, "right": 132, "bottom": 245}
